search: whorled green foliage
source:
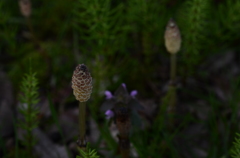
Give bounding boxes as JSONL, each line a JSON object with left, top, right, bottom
{"left": 127, "top": 0, "right": 167, "bottom": 55}
{"left": 72, "top": 0, "right": 127, "bottom": 56}
{"left": 125, "top": 0, "right": 171, "bottom": 92}
{"left": 72, "top": 0, "right": 131, "bottom": 119}
{"left": 179, "top": 0, "right": 209, "bottom": 75}
{"left": 225, "top": 0, "right": 240, "bottom": 33}
{"left": 126, "top": 0, "right": 170, "bottom": 76}
{"left": 76, "top": 143, "right": 99, "bottom": 158}
{"left": 2, "top": 0, "right": 75, "bottom": 92}
{"left": 231, "top": 133, "right": 240, "bottom": 158}
{"left": 18, "top": 68, "right": 40, "bottom": 157}
{"left": 217, "top": 0, "right": 240, "bottom": 43}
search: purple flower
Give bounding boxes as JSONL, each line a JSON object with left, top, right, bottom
{"left": 130, "top": 90, "right": 138, "bottom": 98}
{"left": 105, "top": 110, "right": 114, "bottom": 119}
{"left": 105, "top": 91, "right": 113, "bottom": 99}
{"left": 122, "top": 83, "right": 126, "bottom": 89}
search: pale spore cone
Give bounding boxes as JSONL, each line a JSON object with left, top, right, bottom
{"left": 72, "top": 64, "right": 92, "bottom": 102}
{"left": 18, "top": 0, "right": 31, "bottom": 18}
{"left": 164, "top": 18, "right": 182, "bottom": 54}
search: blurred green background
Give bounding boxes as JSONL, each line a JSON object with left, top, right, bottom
{"left": 1, "top": 0, "right": 240, "bottom": 157}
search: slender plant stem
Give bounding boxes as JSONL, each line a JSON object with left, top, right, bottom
{"left": 119, "top": 137, "right": 130, "bottom": 158}
{"left": 169, "top": 53, "right": 177, "bottom": 113}
{"left": 25, "top": 16, "right": 51, "bottom": 79}
{"left": 13, "top": 115, "right": 19, "bottom": 158}
{"left": 26, "top": 17, "right": 40, "bottom": 46}
{"left": 121, "top": 149, "right": 129, "bottom": 158}
{"left": 116, "top": 108, "right": 130, "bottom": 158}
{"left": 170, "top": 53, "right": 176, "bottom": 82}
{"left": 78, "top": 101, "right": 86, "bottom": 148}
{"left": 27, "top": 97, "right": 33, "bottom": 157}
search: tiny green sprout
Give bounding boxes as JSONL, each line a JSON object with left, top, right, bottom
{"left": 231, "top": 133, "right": 240, "bottom": 158}
{"left": 76, "top": 143, "right": 99, "bottom": 158}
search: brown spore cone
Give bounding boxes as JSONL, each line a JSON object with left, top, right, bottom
{"left": 72, "top": 64, "right": 92, "bottom": 102}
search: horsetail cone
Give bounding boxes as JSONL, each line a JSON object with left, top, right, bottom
{"left": 164, "top": 19, "right": 181, "bottom": 54}
{"left": 72, "top": 64, "right": 92, "bottom": 102}
{"left": 18, "top": 0, "right": 32, "bottom": 18}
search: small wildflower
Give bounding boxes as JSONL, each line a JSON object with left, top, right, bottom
{"left": 101, "top": 83, "right": 143, "bottom": 114}
{"left": 130, "top": 90, "right": 138, "bottom": 98}
{"left": 105, "top": 91, "right": 113, "bottom": 99}
{"left": 18, "top": 0, "right": 31, "bottom": 18}
{"left": 122, "top": 83, "right": 126, "bottom": 89}
{"left": 105, "top": 110, "right": 114, "bottom": 119}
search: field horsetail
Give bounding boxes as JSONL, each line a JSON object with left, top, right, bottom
{"left": 72, "top": 64, "right": 93, "bottom": 149}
